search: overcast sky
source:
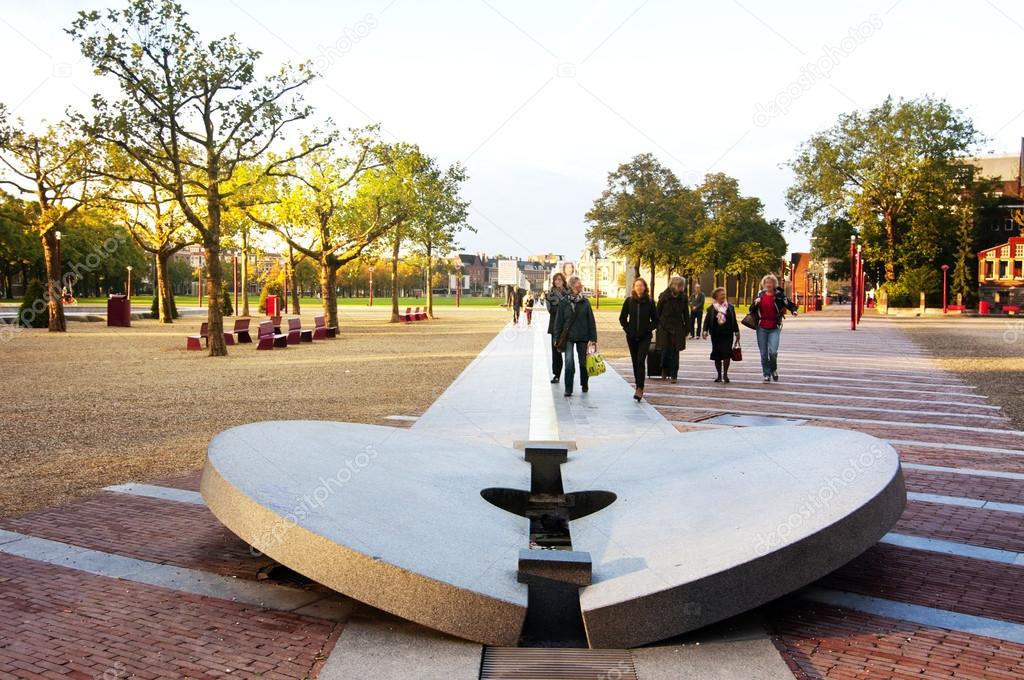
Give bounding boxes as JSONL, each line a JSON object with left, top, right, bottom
{"left": 2, "top": 0, "right": 1022, "bottom": 260}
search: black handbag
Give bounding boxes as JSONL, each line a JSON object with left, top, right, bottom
{"left": 741, "top": 313, "right": 757, "bottom": 330}
{"left": 555, "top": 301, "right": 583, "bottom": 352}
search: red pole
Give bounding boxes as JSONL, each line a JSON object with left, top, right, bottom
{"left": 198, "top": 260, "right": 203, "bottom": 308}
{"left": 283, "top": 262, "right": 289, "bottom": 314}
{"left": 857, "top": 246, "right": 865, "bottom": 323}
{"left": 233, "top": 255, "right": 238, "bottom": 317}
{"left": 849, "top": 236, "right": 856, "bottom": 330}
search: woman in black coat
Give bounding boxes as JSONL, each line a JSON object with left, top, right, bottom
{"left": 655, "top": 275, "right": 690, "bottom": 383}
{"left": 546, "top": 273, "right": 569, "bottom": 383}
{"left": 702, "top": 286, "right": 740, "bottom": 383}
{"left": 619, "top": 277, "right": 658, "bottom": 402}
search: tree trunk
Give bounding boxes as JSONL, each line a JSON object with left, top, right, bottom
{"left": 42, "top": 229, "right": 66, "bottom": 332}
{"left": 390, "top": 235, "right": 401, "bottom": 323}
{"left": 204, "top": 236, "right": 227, "bottom": 356}
{"left": 883, "top": 209, "right": 897, "bottom": 282}
{"left": 288, "top": 246, "right": 300, "bottom": 315}
{"left": 650, "top": 255, "right": 657, "bottom": 299}
{"left": 426, "top": 245, "right": 434, "bottom": 319}
{"left": 319, "top": 257, "right": 339, "bottom": 329}
{"left": 241, "top": 246, "right": 251, "bottom": 317}
{"left": 156, "top": 250, "right": 174, "bottom": 323}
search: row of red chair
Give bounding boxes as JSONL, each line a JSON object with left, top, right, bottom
{"left": 399, "top": 306, "right": 428, "bottom": 323}
{"left": 186, "top": 316, "right": 336, "bottom": 350}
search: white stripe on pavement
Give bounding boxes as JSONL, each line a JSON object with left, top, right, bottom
{"left": 901, "top": 463, "right": 1024, "bottom": 481}
{"left": 104, "top": 483, "right": 204, "bottom": 505}
{"left": 881, "top": 532, "right": 1024, "bottom": 566}
{"left": 908, "top": 491, "right": 1024, "bottom": 514}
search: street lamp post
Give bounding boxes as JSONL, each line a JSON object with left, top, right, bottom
{"left": 941, "top": 264, "right": 949, "bottom": 314}
{"left": 856, "top": 244, "right": 864, "bottom": 323}
{"left": 126, "top": 265, "right": 133, "bottom": 300}
{"left": 197, "top": 258, "right": 203, "bottom": 308}
{"left": 233, "top": 255, "right": 238, "bottom": 317}
{"left": 368, "top": 266, "right": 375, "bottom": 306}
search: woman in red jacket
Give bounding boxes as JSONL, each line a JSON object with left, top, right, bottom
{"left": 749, "top": 274, "right": 798, "bottom": 383}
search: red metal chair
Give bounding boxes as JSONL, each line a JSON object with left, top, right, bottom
{"left": 257, "top": 320, "right": 288, "bottom": 350}
{"left": 286, "top": 317, "right": 302, "bottom": 345}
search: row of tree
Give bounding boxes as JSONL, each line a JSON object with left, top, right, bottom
{"left": 788, "top": 95, "right": 995, "bottom": 303}
{"left": 0, "top": 0, "right": 471, "bottom": 355}
{"left": 585, "top": 153, "right": 787, "bottom": 297}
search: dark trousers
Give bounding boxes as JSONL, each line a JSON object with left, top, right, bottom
{"left": 563, "top": 341, "right": 589, "bottom": 393}
{"left": 690, "top": 309, "right": 703, "bottom": 337}
{"left": 550, "top": 335, "right": 563, "bottom": 378}
{"left": 625, "top": 336, "right": 651, "bottom": 389}
{"left": 661, "top": 348, "right": 680, "bottom": 378}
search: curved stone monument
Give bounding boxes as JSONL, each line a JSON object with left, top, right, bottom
{"left": 202, "top": 419, "right": 904, "bottom": 648}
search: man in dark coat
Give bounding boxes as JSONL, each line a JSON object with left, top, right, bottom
{"left": 689, "top": 283, "right": 705, "bottom": 339}
{"left": 656, "top": 276, "right": 690, "bottom": 382}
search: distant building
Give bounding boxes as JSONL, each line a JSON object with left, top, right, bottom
{"left": 978, "top": 235, "right": 1024, "bottom": 308}
{"left": 453, "top": 253, "right": 487, "bottom": 293}
{"left": 966, "top": 140, "right": 1024, "bottom": 253}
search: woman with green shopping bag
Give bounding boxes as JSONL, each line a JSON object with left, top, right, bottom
{"left": 553, "top": 276, "right": 598, "bottom": 397}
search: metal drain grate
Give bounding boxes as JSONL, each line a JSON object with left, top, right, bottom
{"left": 480, "top": 647, "right": 638, "bottom": 680}
{"left": 698, "top": 412, "right": 807, "bottom": 427}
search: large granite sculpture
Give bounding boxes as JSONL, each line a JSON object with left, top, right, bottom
{"left": 202, "top": 419, "right": 904, "bottom": 648}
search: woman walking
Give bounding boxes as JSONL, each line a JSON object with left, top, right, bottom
{"left": 655, "top": 276, "right": 689, "bottom": 383}
{"left": 619, "top": 278, "right": 658, "bottom": 402}
{"left": 750, "top": 274, "right": 798, "bottom": 383}
{"left": 702, "top": 287, "right": 740, "bottom": 383}
{"left": 553, "top": 276, "right": 597, "bottom": 397}
{"left": 546, "top": 273, "right": 569, "bottom": 383}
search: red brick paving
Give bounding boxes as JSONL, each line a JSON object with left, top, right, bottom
{"left": 896, "top": 500, "right": 1024, "bottom": 553}
{"left": 770, "top": 601, "right": 1024, "bottom": 679}
{"left": 903, "top": 468, "right": 1024, "bottom": 505}
{"left": 894, "top": 444, "right": 1024, "bottom": 475}
{"left": 0, "top": 552, "right": 339, "bottom": 680}
{"left": 818, "top": 543, "right": 1024, "bottom": 624}
{"left": 148, "top": 470, "right": 203, "bottom": 491}
{"left": 0, "top": 492, "right": 276, "bottom": 581}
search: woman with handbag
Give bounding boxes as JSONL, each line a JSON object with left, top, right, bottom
{"left": 553, "top": 276, "right": 597, "bottom": 397}
{"left": 655, "top": 275, "right": 689, "bottom": 384}
{"left": 619, "top": 277, "right": 658, "bottom": 402}
{"left": 546, "top": 273, "right": 569, "bottom": 383}
{"left": 749, "top": 274, "right": 798, "bottom": 383}
{"left": 702, "top": 286, "right": 740, "bottom": 383}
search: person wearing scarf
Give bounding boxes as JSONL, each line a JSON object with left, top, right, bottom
{"left": 553, "top": 276, "right": 598, "bottom": 397}
{"left": 750, "top": 273, "right": 798, "bottom": 383}
{"left": 701, "top": 286, "right": 740, "bottom": 383}
{"left": 546, "top": 272, "right": 569, "bottom": 383}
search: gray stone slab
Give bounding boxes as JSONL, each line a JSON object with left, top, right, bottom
{"left": 104, "top": 483, "right": 204, "bottom": 505}
{"left": 632, "top": 638, "right": 795, "bottom": 680}
{"left": 318, "top": 617, "right": 482, "bottom": 680}
{"left": 701, "top": 413, "right": 808, "bottom": 427}
{"left": 203, "top": 421, "right": 530, "bottom": 646}
{"left": 566, "top": 425, "right": 905, "bottom": 648}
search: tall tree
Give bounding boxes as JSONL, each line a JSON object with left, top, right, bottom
{"left": 409, "top": 161, "right": 471, "bottom": 319}
{"left": 0, "top": 112, "right": 102, "bottom": 331}
{"left": 244, "top": 130, "right": 392, "bottom": 330}
{"left": 70, "top": 0, "right": 327, "bottom": 355}
{"left": 585, "top": 153, "right": 681, "bottom": 278}
{"left": 786, "top": 96, "right": 981, "bottom": 282}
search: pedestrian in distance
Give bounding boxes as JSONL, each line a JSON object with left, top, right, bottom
{"left": 546, "top": 272, "right": 569, "bottom": 383}
{"left": 656, "top": 275, "right": 689, "bottom": 384}
{"left": 619, "top": 277, "right": 658, "bottom": 402}
{"left": 750, "top": 274, "right": 798, "bottom": 384}
{"left": 702, "top": 286, "right": 740, "bottom": 383}
{"left": 525, "top": 295, "right": 534, "bottom": 325}
{"left": 512, "top": 287, "right": 525, "bottom": 325}
{"left": 689, "top": 283, "right": 705, "bottom": 339}
{"left": 553, "top": 276, "right": 597, "bottom": 397}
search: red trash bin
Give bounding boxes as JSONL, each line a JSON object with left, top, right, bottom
{"left": 107, "top": 295, "right": 131, "bottom": 327}
{"left": 266, "top": 294, "right": 279, "bottom": 318}
{"left": 979, "top": 300, "right": 990, "bottom": 315}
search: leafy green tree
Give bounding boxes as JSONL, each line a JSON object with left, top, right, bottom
{"left": 0, "top": 111, "right": 103, "bottom": 331}
{"left": 810, "top": 217, "right": 856, "bottom": 280}
{"left": 586, "top": 153, "right": 681, "bottom": 279}
{"left": 71, "top": 0, "right": 327, "bottom": 355}
{"left": 409, "top": 161, "right": 471, "bottom": 318}
{"left": 0, "top": 193, "right": 39, "bottom": 298}
{"left": 786, "top": 96, "right": 981, "bottom": 282}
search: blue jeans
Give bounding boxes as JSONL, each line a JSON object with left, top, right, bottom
{"left": 563, "top": 341, "right": 589, "bottom": 393}
{"left": 756, "top": 327, "right": 781, "bottom": 377}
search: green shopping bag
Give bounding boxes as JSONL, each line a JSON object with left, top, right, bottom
{"left": 586, "top": 351, "right": 606, "bottom": 377}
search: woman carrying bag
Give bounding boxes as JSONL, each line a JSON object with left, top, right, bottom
{"left": 553, "top": 276, "right": 598, "bottom": 397}
{"left": 619, "top": 277, "right": 658, "bottom": 402}
{"left": 749, "top": 274, "right": 798, "bottom": 383}
{"left": 702, "top": 286, "right": 740, "bottom": 383}
{"left": 655, "top": 275, "right": 689, "bottom": 384}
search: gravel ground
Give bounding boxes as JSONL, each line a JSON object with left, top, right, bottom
{"left": 890, "top": 314, "right": 1024, "bottom": 430}
{"left": 0, "top": 307, "right": 507, "bottom": 518}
